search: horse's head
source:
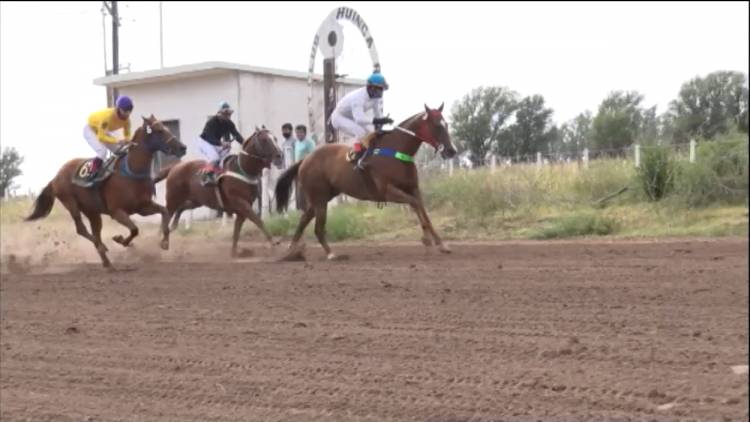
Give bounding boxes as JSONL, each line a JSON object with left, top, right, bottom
{"left": 412, "top": 103, "right": 457, "bottom": 160}
{"left": 242, "top": 125, "right": 283, "bottom": 169}
{"left": 133, "top": 115, "right": 187, "bottom": 157}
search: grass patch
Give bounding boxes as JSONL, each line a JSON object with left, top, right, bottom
{"left": 530, "top": 212, "right": 619, "bottom": 239}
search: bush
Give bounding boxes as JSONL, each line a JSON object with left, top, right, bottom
{"left": 673, "top": 133, "right": 748, "bottom": 206}
{"left": 637, "top": 145, "right": 675, "bottom": 201}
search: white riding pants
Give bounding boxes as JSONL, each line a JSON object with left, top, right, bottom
{"left": 197, "top": 137, "right": 230, "bottom": 164}
{"left": 83, "top": 125, "right": 119, "bottom": 159}
{"left": 331, "top": 113, "right": 368, "bottom": 140}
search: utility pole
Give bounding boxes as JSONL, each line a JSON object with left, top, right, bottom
{"left": 323, "top": 58, "right": 337, "bottom": 143}
{"left": 159, "top": 1, "right": 164, "bottom": 68}
{"left": 102, "top": 1, "right": 120, "bottom": 105}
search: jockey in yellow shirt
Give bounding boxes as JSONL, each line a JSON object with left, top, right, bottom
{"left": 83, "top": 95, "right": 133, "bottom": 180}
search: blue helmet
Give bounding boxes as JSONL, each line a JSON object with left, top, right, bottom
{"left": 115, "top": 95, "right": 133, "bottom": 112}
{"left": 367, "top": 72, "right": 389, "bottom": 90}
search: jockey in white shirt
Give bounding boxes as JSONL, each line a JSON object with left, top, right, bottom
{"left": 330, "top": 71, "right": 394, "bottom": 170}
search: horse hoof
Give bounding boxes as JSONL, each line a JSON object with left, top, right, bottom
{"left": 113, "top": 235, "right": 130, "bottom": 246}
{"left": 422, "top": 237, "right": 434, "bottom": 247}
{"left": 160, "top": 240, "right": 169, "bottom": 251}
{"left": 327, "top": 253, "right": 349, "bottom": 261}
{"left": 235, "top": 248, "right": 254, "bottom": 258}
{"left": 438, "top": 245, "right": 452, "bottom": 254}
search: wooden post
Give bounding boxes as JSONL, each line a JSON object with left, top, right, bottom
{"left": 490, "top": 155, "right": 496, "bottom": 174}
{"left": 689, "top": 139, "right": 696, "bottom": 163}
{"left": 583, "top": 148, "right": 589, "bottom": 169}
{"left": 635, "top": 144, "right": 641, "bottom": 168}
{"left": 536, "top": 152, "right": 542, "bottom": 168}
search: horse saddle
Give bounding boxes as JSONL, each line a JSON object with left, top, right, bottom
{"left": 198, "top": 155, "right": 235, "bottom": 187}
{"left": 346, "top": 132, "right": 380, "bottom": 163}
{"left": 71, "top": 157, "right": 118, "bottom": 188}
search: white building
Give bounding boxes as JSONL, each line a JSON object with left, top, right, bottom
{"left": 94, "top": 61, "right": 365, "bottom": 220}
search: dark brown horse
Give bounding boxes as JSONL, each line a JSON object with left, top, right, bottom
{"left": 275, "top": 104, "right": 457, "bottom": 260}
{"left": 25, "top": 115, "right": 187, "bottom": 269}
{"left": 156, "top": 127, "right": 282, "bottom": 257}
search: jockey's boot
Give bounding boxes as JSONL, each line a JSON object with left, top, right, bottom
{"left": 87, "top": 157, "right": 104, "bottom": 182}
{"left": 355, "top": 132, "right": 383, "bottom": 171}
{"left": 200, "top": 162, "right": 219, "bottom": 186}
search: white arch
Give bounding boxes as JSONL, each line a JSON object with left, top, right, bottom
{"left": 307, "top": 6, "right": 381, "bottom": 137}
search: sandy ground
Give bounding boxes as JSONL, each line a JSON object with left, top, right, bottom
{"left": 0, "top": 237, "right": 747, "bottom": 421}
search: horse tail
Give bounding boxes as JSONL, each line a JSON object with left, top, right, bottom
{"left": 25, "top": 182, "right": 55, "bottom": 221}
{"left": 154, "top": 163, "right": 176, "bottom": 184}
{"left": 275, "top": 161, "right": 302, "bottom": 213}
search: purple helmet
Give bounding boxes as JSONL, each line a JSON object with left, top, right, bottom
{"left": 115, "top": 96, "right": 134, "bottom": 112}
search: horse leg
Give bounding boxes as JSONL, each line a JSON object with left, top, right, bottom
{"left": 138, "top": 201, "right": 170, "bottom": 250}
{"left": 231, "top": 215, "right": 246, "bottom": 258}
{"left": 411, "top": 189, "right": 449, "bottom": 252}
{"left": 289, "top": 207, "right": 315, "bottom": 250}
{"left": 61, "top": 198, "right": 112, "bottom": 261}
{"left": 384, "top": 185, "right": 450, "bottom": 253}
{"left": 169, "top": 201, "right": 193, "bottom": 231}
{"left": 313, "top": 205, "right": 338, "bottom": 260}
{"left": 233, "top": 198, "right": 278, "bottom": 248}
{"left": 110, "top": 209, "right": 139, "bottom": 247}
{"left": 84, "top": 211, "right": 112, "bottom": 268}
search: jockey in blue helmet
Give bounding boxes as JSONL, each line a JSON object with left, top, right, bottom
{"left": 330, "top": 70, "right": 394, "bottom": 170}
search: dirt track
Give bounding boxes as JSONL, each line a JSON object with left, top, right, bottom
{"left": 1, "top": 238, "right": 748, "bottom": 421}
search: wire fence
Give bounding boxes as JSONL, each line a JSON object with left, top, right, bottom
{"left": 416, "top": 138, "right": 749, "bottom": 177}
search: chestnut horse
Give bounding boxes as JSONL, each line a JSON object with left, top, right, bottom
{"left": 156, "top": 127, "right": 282, "bottom": 257}
{"left": 25, "top": 115, "right": 187, "bottom": 269}
{"left": 275, "top": 104, "right": 457, "bottom": 260}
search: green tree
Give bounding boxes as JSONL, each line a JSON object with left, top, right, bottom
{"left": 668, "top": 71, "right": 749, "bottom": 142}
{"left": 450, "top": 86, "right": 518, "bottom": 166}
{"left": 556, "top": 111, "right": 593, "bottom": 158}
{"left": 591, "top": 90, "right": 648, "bottom": 154}
{"left": 497, "top": 95, "right": 557, "bottom": 160}
{"left": 0, "top": 147, "right": 24, "bottom": 198}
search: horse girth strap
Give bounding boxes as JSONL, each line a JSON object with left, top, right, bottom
{"left": 372, "top": 147, "right": 415, "bottom": 163}
{"left": 219, "top": 171, "right": 258, "bottom": 185}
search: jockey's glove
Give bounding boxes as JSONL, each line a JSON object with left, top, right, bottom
{"left": 373, "top": 116, "right": 394, "bottom": 126}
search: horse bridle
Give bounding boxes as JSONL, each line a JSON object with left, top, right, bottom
{"left": 394, "top": 119, "right": 444, "bottom": 152}
{"left": 240, "top": 130, "right": 276, "bottom": 167}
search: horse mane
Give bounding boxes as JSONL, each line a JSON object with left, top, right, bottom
{"left": 397, "top": 111, "right": 427, "bottom": 128}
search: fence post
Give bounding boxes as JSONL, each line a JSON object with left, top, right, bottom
{"left": 536, "top": 152, "right": 542, "bottom": 168}
{"left": 448, "top": 159, "right": 454, "bottom": 176}
{"left": 583, "top": 148, "right": 589, "bottom": 169}
{"left": 689, "top": 139, "right": 696, "bottom": 163}
{"left": 490, "top": 155, "right": 497, "bottom": 173}
{"left": 634, "top": 144, "right": 641, "bottom": 168}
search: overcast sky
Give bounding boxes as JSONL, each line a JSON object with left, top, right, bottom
{"left": 1, "top": 1, "right": 748, "bottom": 192}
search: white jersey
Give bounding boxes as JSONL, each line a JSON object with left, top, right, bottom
{"left": 331, "top": 87, "right": 384, "bottom": 130}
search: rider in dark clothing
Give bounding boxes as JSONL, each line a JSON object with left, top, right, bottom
{"left": 198, "top": 101, "right": 245, "bottom": 184}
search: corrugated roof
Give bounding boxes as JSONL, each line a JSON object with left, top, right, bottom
{"left": 93, "top": 61, "right": 366, "bottom": 88}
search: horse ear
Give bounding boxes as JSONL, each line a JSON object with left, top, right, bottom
{"left": 424, "top": 104, "right": 430, "bottom": 113}
{"left": 438, "top": 102, "right": 444, "bottom": 112}
{"left": 255, "top": 125, "right": 260, "bottom": 132}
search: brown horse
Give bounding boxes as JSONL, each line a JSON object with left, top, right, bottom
{"left": 25, "top": 115, "right": 187, "bottom": 269}
{"left": 275, "top": 104, "right": 457, "bottom": 260}
{"left": 156, "top": 127, "right": 283, "bottom": 257}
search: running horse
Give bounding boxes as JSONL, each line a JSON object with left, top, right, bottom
{"left": 25, "top": 115, "right": 187, "bottom": 269}
{"left": 275, "top": 104, "right": 457, "bottom": 260}
{"left": 155, "top": 126, "right": 283, "bottom": 257}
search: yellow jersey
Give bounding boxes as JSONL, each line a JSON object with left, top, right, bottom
{"left": 87, "top": 107, "right": 131, "bottom": 144}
